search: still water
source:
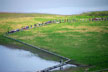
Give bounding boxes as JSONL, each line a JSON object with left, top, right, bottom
{"left": 0, "top": 45, "right": 60, "bottom": 72}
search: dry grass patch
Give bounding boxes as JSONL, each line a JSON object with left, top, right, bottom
{"left": 62, "top": 26, "right": 76, "bottom": 29}
{"left": 0, "top": 28, "right": 6, "bottom": 33}
{"left": 60, "top": 25, "right": 108, "bottom": 33}
{"left": 36, "top": 33, "right": 47, "bottom": 37}
{"left": 84, "top": 33, "right": 92, "bottom": 36}
{"left": 44, "top": 38, "right": 52, "bottom": 42}
{"left": 17, "top": 32, "right": 47, "bottom": 40}
{"left": 56, "top": 31, "right": 69, "bottom": 33}
{"left": 9, "top": 35, "right": 19, "bottom": 38}
{"left": 35, "top": 16, "right": 55, "bottom": 19}
{"left": 64, "top": 34, "right": 81, "bottom": 37}
{"left": 19, "top": 36, "right": 35, "bottom": 40}
{"left": 0, "top": 17, "right": 40, "bottom": 31}
{"left": 0, "top": 17, "right": 34, "bottom": 23}
{"left": 35, "top": 32, "right": 47, "bottom": 37}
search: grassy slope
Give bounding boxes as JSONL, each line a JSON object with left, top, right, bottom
{"left": 0, "top": 13, "right": 62, "bottom": 44}
{"left": 0, "top": 12, "right": 108, "bottom": 71}
{"left": 9, "top": 21, "right": 108, "bottom": 71}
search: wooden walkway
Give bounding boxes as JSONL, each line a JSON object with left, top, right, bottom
{"left": 38, "top": 59, "right": 71, "bottom": 72}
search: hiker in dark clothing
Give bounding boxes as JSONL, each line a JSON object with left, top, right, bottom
{"left": 34, "top": 24, "right": 37, "bottom": 27}
{"left": 59, "top": 19, "right": 61, "bottom": 23}
{"left": 64, "top": 19, "right": 66, "bottom": 22}
{"left": 9, "top": 30, "right": 15, "bottom": 33}
{"left": 102, "top": 18, "right": 104, "bottom": 21}
{"left": 16, "top": 29, "right": 20, "bottom": 32}
{"left": 31, "top": 25, "right": 32, "bottom": 28}
{"left": 89, "top": 18, "right": 91, "bottom": 21}
{"left": 59, "top": 59, "right": 63, "bottom": 70}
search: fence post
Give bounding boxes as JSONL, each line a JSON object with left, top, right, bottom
{"left": 89, "top": 18, "right": 91, "bottom": 21}
{"left": 60, "top": 59, "right": 63, "bottom": 70}
{"left": 34, "top": 24, "right": 36, "bottom": 28}
{"left": 64, "top": 19, "right": 66, "bottom": 23}
{"left": 59, "top": 19, "right": 61, "bottom": 23}
{"left": 67, "top": 19, "right": 68, "bottom": 22}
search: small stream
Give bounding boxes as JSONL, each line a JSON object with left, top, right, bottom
{"left": 0, "top": 45, "right": 76, "bottom": 72}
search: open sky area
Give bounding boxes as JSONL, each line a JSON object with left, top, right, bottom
{"left": 0, "top": 0, "right": 108, "bottom": 15}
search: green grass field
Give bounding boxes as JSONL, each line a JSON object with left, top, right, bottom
{"left": 0, "top": 12, "right": 108, "bottom": 72}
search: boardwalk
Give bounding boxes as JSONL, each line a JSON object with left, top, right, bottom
{"left": 39, "top": 59, "right": 71, "bottom": 72}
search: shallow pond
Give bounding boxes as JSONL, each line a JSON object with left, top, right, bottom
{"left": 0, "top": 45, "right": 76, "bottom": 72}
{"left": 0, "top": 45, "right": 61, "bottom": 72}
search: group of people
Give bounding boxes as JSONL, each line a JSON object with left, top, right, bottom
{"left": 91, "top": 17, "right": 108, "bottom": 21}
{"left": 7, "top": 20, "right": 56, "bottom": 34}
{"left": 7, "top": 17, "right": 108, "bottom": 34}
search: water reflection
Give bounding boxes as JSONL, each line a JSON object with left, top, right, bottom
{"left": 0, "top": 45, "right": 59, "bottom": 72}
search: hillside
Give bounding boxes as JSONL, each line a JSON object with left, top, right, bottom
{"left": 81, "top": 11, "right": 108, "bottom": 16}
{"left": 0, "top": 11, "right": 108, "bottom": 72}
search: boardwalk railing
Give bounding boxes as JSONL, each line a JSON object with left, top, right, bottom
{"left": 39, "top": 59, "right": 71, "bottom": 72}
